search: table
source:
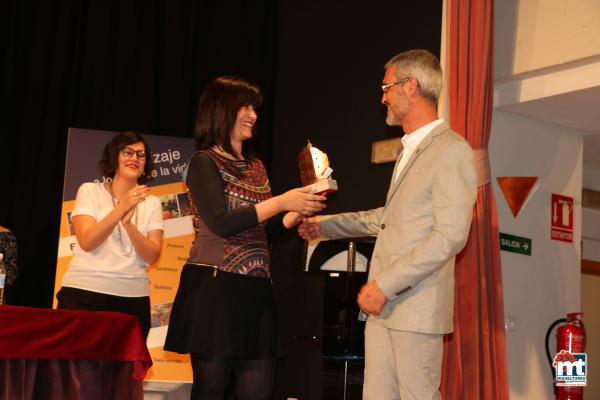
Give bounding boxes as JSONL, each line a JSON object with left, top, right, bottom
{"left": 0, "top": 305, "right": 152, "bottom": 400}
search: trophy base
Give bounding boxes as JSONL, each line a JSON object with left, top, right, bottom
{"left": 305, "top": 178, "right": 338, "bottom": 195}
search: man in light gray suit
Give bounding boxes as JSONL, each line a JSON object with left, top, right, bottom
{"left": 299, "top": 49, "right": 477, "bottom": 400}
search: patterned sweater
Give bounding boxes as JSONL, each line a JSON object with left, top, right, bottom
{"left": 185, "top": 149, "right": 282, "bottom": 278}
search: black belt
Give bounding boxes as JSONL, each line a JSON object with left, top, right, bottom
{"left": 187, "top": 262, "right": 219, "bottom": 277}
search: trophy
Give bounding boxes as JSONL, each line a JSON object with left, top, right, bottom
{"left": 297, "top": 141, "right": 338, "bottom": 194}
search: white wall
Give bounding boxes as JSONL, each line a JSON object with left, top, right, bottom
{"left": 489, "top": 109, "right": 583, "bottom": 400}
{"left": 495, "top": 0, "right": 600, "bottom": 79}
{"left": 493, "top": 1, "right": 598, "bottom": 398}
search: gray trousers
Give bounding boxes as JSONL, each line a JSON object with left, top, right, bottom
{"left": 363, "top": 318, "right": 443, "bottom": 400}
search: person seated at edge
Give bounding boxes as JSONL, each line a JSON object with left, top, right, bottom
{"left": 164, "top": 76, "right": 327, "bottom": 400}
{"left": 0, "top": 225, "right": 18, "bottom": 300}
{"left": 57, "top": 131, "right": 164, "bottom": 337}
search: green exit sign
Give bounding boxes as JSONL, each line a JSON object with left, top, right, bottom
{"left": 499, "top": 232, "right": 532, "bottom": 256}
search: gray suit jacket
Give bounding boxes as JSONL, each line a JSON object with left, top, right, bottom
{"left": 321, "top": 121, "right": 477, "bottom": 334}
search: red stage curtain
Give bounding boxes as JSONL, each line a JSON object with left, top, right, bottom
{"left": 441, "top": 0, "right": 510, "bottom": 399}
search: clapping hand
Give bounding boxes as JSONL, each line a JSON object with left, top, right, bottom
{"left": 119, "top": 185, "right": 149, "bottom": 208}
{"left": 120, "top": 185, "right": 149, "bottom": 224}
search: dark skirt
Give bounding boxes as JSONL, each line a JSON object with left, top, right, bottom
{"left": 56, "top": 286, "right": 151, "bottom": 337}
{"left": 164, "top": 263, "right": 277, "bottom": 359}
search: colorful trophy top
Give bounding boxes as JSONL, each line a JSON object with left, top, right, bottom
{"left": 298, "top": 141, "right": 338, "bottom": 194}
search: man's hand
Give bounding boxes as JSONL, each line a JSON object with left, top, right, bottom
{"left": 357, "top": 281, "right": 388, "bottom": 316}
{"left": 298, "top": 216, "right": 323, "bottom": 240}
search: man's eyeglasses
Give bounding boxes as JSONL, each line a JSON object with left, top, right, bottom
{"left": 120, "top": 147, "right": 146, "bottom": 160}
{"left": 381, "top": 77, "right": 411, "bottom": 93}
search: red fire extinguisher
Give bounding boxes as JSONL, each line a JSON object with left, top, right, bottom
{"left": 545, "top": 312, "right": 586, "bottom": 400}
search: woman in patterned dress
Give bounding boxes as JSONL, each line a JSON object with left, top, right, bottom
{"left": 0, "top": 225, "right": 17, "bottom": 302}
{"left": 164, "top": 76, "right": 326, "bottom": 400}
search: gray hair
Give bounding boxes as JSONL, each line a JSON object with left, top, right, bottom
{"left": 385, "top": 49, "right": 443, "bottom": 104}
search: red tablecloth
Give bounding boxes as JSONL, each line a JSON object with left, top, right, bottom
{"left": 0, "top": 305, "right": 152, "bottom": 400}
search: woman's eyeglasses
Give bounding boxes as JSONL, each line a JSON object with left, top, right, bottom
{"left": 120, "top": 147, "right": 146, "bottom": 160}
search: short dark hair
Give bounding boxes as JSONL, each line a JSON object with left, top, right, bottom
{"left": 194, "top": 76, "right": 263, "bottom": 159}
{"left": 98, "top": 131, "right": 155, "bottom": 183}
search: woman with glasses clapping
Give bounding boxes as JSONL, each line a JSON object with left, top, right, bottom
{"left": 56, "top": 131, "right": 164, "bottom": 337}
